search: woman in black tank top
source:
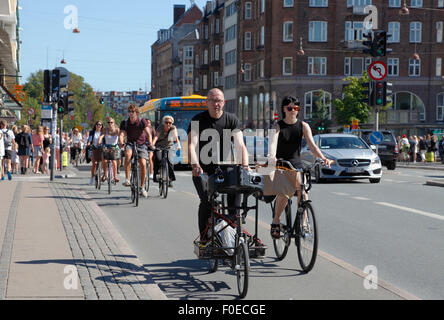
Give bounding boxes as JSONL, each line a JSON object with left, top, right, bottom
{"left": 268, "top": 96, "right": 332, "bottom": 239}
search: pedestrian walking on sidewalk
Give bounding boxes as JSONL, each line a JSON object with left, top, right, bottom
{"left": 15, "top": 125, "right": 33, "bottom": 174}
{"left": 32, "top": 126, "right": 44, "bottom": 174}
{"left": 0, "top": 127, "right": 4, "bottom": 178}
{"left": 430, "top": 133, "right": 438, "bottom": 163}
{"left": 0, "top": 120, "right": 15, "bottom": 180}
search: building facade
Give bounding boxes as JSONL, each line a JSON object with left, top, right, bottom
{"left": 96, "top": 91, "right": 150, "bottom": 118}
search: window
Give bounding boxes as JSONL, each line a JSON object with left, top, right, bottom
{"left": 225, "top": 49, "right": 236, "bottom": 66}
{"left": 204, "top": 49, "right": 208, "bottom": 64}
{"left": 244, "top": 32, "right": 252, "bottom": 50}
{"left": 215, "top": 19, "right": 220, "bottom": 34}
{"left": 184, "top": 46, "right": 193, "bottom": 58}
{"left": 260, "top": 59, "right": 265, "bottom": 78}
{"left": 410, "top": 0, "right": 422, "bottom": 7}
{"left": 309, "top": 0, "right": 328, "bottom": 6}
{"left": 437, "top": 93, "right": 444, "bottom": 121}
{"left": 347, "top": 0, "right": 371, "bottom": 6}
{"left": 439, "top": 0, "right": 444, "bottom": 7}
{"left": 308, "top": 57, "right": 327, "bottom": 75}
{"left": 261, "top": 0, "right": 265, "bottom": 13}
{"left": 244, "top": 63, "right": 252, "bottom": 81}
{"left": 204, "top": 24, "right": 209, "bottom": 39}
{"left": 388, "top": 58, "right": 399, "bottom": 76}
{"left": 202, "top": 75, "right": 208, "bottom": 90}
{"left": 214, "top": 45, "right": 219, "bottom": 61}
{"left": 388, "top": 22, "right": 400, "bottom": 43}
{"left": 309, "top": 21, "right": 327, "bottom": 42}
{"left": 245, "top": 2, "right": 252, "bottom": 19}
{"left": 224, "top": 74, "right": 237, "bottom": 89}
{"left": 409, "top": 59, "right": 421, "bottom": 76}
{"left": 214, "top": 72, "right": 219, "bottom": 87}
{"left": 345, "top": 21, "right": 371, "bottom": 41}
{"left": 344, "top": 57, "right": 351, "bottom": 75}
{"left": 195, "top": 77, "right": 199, "bottom": 91}
{"left": 437, "top": 58, "right": 442, "bottom": 77}
{"left": 410, "top": 22, "right": 422, "bottom": 43}
{"left": 284, "top": 0, "right": 294, "bottom": 7}
{"left": 304, "top": 90, "right": 332, "bottom": 120}
{"left": 260, "top": 26, "right": 265, "bottom": 46}
{"left": 226, "top": 2, "right": 236, "bottom": 17}
{"left": 389, "top": 0, "right": 400, "bottom": 7}
{"left": 283, "top": 21, "right": 293, "bottom": 42}
{"left": 283, "top": 57, "right": 293, "bottom": 75}
{"left": 195, "top": 54, "right": 199, "bottom": 67}
{"left": 184, "top": 66, "right": 193, "bottom": 79}
{"left": 437, "top": 22, "right": 443, "bottom": 43}
{"left": 225, "top": 25, "right": 237, "bottom": 42}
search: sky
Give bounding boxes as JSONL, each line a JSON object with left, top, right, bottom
{"left": 19, "top": 0, "right": 208, "bottom": 92}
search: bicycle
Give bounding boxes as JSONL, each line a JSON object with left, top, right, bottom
{"left": 129, "top": 142, "right": 140, "bottom": 207}
{"left": 193, "top": 165, "right": 265, "bottom": 299}
{"left": 92, "top": 148, "right": 102, "bottom": 191}
{"left": 269, "top": 159, "right": 324, "bottom": 273}
{"left": 156, "top": 147, "right": 170, "bottom": 199}
{"left": 103, "top": 145, "right": 119, "bottom": 195}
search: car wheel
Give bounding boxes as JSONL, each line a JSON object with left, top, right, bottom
{"left": 386, "top": 161, "right": 396, "bottom": 170}
{"left": 369, "top": 178, "right": 381, "bottom": 183}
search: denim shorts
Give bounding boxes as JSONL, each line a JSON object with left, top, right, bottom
{"left": 125, "top": 143, "right": 148, "bottom": 160}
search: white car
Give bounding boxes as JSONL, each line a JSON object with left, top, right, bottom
{"left": 301, "top": 133, "right": 382, "bottom": 183}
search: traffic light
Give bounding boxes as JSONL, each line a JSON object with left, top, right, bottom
{"left": 100, "top": 98, "right": 105, "bottom": 105}
{"left": 43, "top": 70, "right": 51, "bottom": 103}
{"left": 58, "top": 91, "right": 74, "bottom": 114}
{"left": 373, "top": 30, "right": 387, "bottom": 57}
{"left": 383, "top": 81, "right": 393, "bottom": 106}
{"left": 51, "top": 69, "right": 60, "bottom": 101}
{"left": 362, "top": 32, "right": 374, "bottom": 56}
{"left": 361, "top": 81, "right": 374, "bottom": 105}
{"left": 374, "top": 81, "right": 384, "bottom": 106}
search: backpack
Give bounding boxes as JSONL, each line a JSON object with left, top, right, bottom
{"left": 2, "top": 130, "right": 12, "bottom": 149}
{"left": 18, "top": 133, "right": 30, "bottom": 148}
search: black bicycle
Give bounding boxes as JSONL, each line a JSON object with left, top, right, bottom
{"left": 103, "top": 145, "right": 118, "bottom": 195}
{"left": 129, "top": 142, "right": 140, "bottom": 207}
{"left": 270, "top": 159, "right": 325, "bottom": 273}
{"left": 91, "top": 146, "right": 102, "bottom": 190}
{"left": 156, "top": 147, "right": 170, "bottom": 199}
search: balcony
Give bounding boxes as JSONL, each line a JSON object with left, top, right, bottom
{"left": 200, "top": 64, "right": 209, "bottom": 70}
{"left": 210, "top": 60, "right": 220, "bottom": 67}
{"left": 352, "top": 6, "right": 367, "bottom": 15}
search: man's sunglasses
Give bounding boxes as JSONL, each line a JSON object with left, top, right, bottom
{"left": 287, "top": 106, "right": 300, "bottom": 112}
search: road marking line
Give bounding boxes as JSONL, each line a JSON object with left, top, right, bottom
{"left": 331, "top": 192, "right": 350, "bottom": 196}
{"left": 375, "top": 202, "right": 444, "bottom": 222}
{"left": 352, "top": 196, "right": 371, "bottom": 201}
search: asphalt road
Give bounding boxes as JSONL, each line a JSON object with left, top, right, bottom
{"left": 74, "top": 165, "right": 443, "bottom": 300}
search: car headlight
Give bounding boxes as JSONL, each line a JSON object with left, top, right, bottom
{"left": 371, "top": 157, "right": 381, "bottom": 165}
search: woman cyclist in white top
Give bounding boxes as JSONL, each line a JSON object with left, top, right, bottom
{"left": 99, "top": 117, "right": 120, "bottom": 183}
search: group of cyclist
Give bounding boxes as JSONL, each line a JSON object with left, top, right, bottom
{"left": 78, "top": 87, "right": 332, "bottom": 243}
{"left": 81, "top": 103, "right": 179, "bottom": 199}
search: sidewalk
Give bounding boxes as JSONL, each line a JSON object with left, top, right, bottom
{"left": 396, "top": 161, "right": 444, "bottom": 187}
{"left": 0, "top": 169, "right": 165, "bottom": 300}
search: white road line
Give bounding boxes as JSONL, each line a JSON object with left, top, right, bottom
{"left": 352, "top": 196, "right": 371, "bottom": 201}
{"left": 375, "top": 202, "right": 444, "bottom": 222}
{"left": 331, "top": 192, "right": 350, "bottom": 196}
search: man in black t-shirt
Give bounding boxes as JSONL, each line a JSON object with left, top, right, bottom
{"left": 188, "top": 88, "right": 250, "bottom": 241}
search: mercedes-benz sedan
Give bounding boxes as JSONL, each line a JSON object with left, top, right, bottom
{"left": 301, "top": 133, "right": 382, "bottom": 183}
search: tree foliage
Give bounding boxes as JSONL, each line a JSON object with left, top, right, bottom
{"left": 332, "top": 73, "right": 373, "bottom": 126}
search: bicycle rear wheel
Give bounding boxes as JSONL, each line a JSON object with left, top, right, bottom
{"left": 97, "top": 162, "right": 101, "bottom": 190}
{"left": 295, "top": 202, "right": 318, "bottom": 273}
{"left": 145, "top": 160, "right": 150, "bottom": 193}
{"left": 235, "top": 239, "right": 249, "bottom": 299}
{"left": 134, "top": 165, "right": 140, "bottom": 207}
{"left": 272, "top": 199, "right": 292, "bottom": 261}
{"left": 107, "top": 162, "right": 112, "bottom": 195}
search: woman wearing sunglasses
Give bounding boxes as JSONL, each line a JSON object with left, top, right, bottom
{"left": 99, "top": 118, "right": 120, "bottom": 183}
{"left": 268, "top": 96, "right": 332, "bottom": 239}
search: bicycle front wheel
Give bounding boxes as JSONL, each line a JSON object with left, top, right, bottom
{"left": 145, "top": 160, "right": 150, "bottom": 193}
{"left": 295, "top": 202, "right": 318, "bottom": 273}
{"left": 134, "top": 165, "right": 140, "bottom": 207}
{"left": 107, "top": 163, "right": 112, "bottom": 195}
{"left": 235, "top": 239, "right": 249, "bottom": 299}
{"left": 97, "top": 162, "right": 101, "bottom": 190}
{"left": 272, "top": 199, "right": 292, "bottom": 261}
{"left": 162, "top": 162, "right": 169, "bottom": 199}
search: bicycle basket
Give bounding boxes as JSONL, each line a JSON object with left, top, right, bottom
{"left": 208, "top": 165, "right": 264, "bottom": 194}
{"left": 103, "top": 146, "right": 120, "bottom": 160}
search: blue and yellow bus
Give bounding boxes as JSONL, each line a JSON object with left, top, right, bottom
{"left": 140, "top": 95, "right": 207, "bottom": 166}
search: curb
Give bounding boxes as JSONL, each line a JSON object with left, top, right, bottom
{"left": 426, "top": 180, "right": 444, "bottom": 187}
{"left": 397, "top": 165, "right": 444, "bottom": 171}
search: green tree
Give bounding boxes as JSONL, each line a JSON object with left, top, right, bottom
{"left": 332, "top": 72, "right": 373, "bottom": 126}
